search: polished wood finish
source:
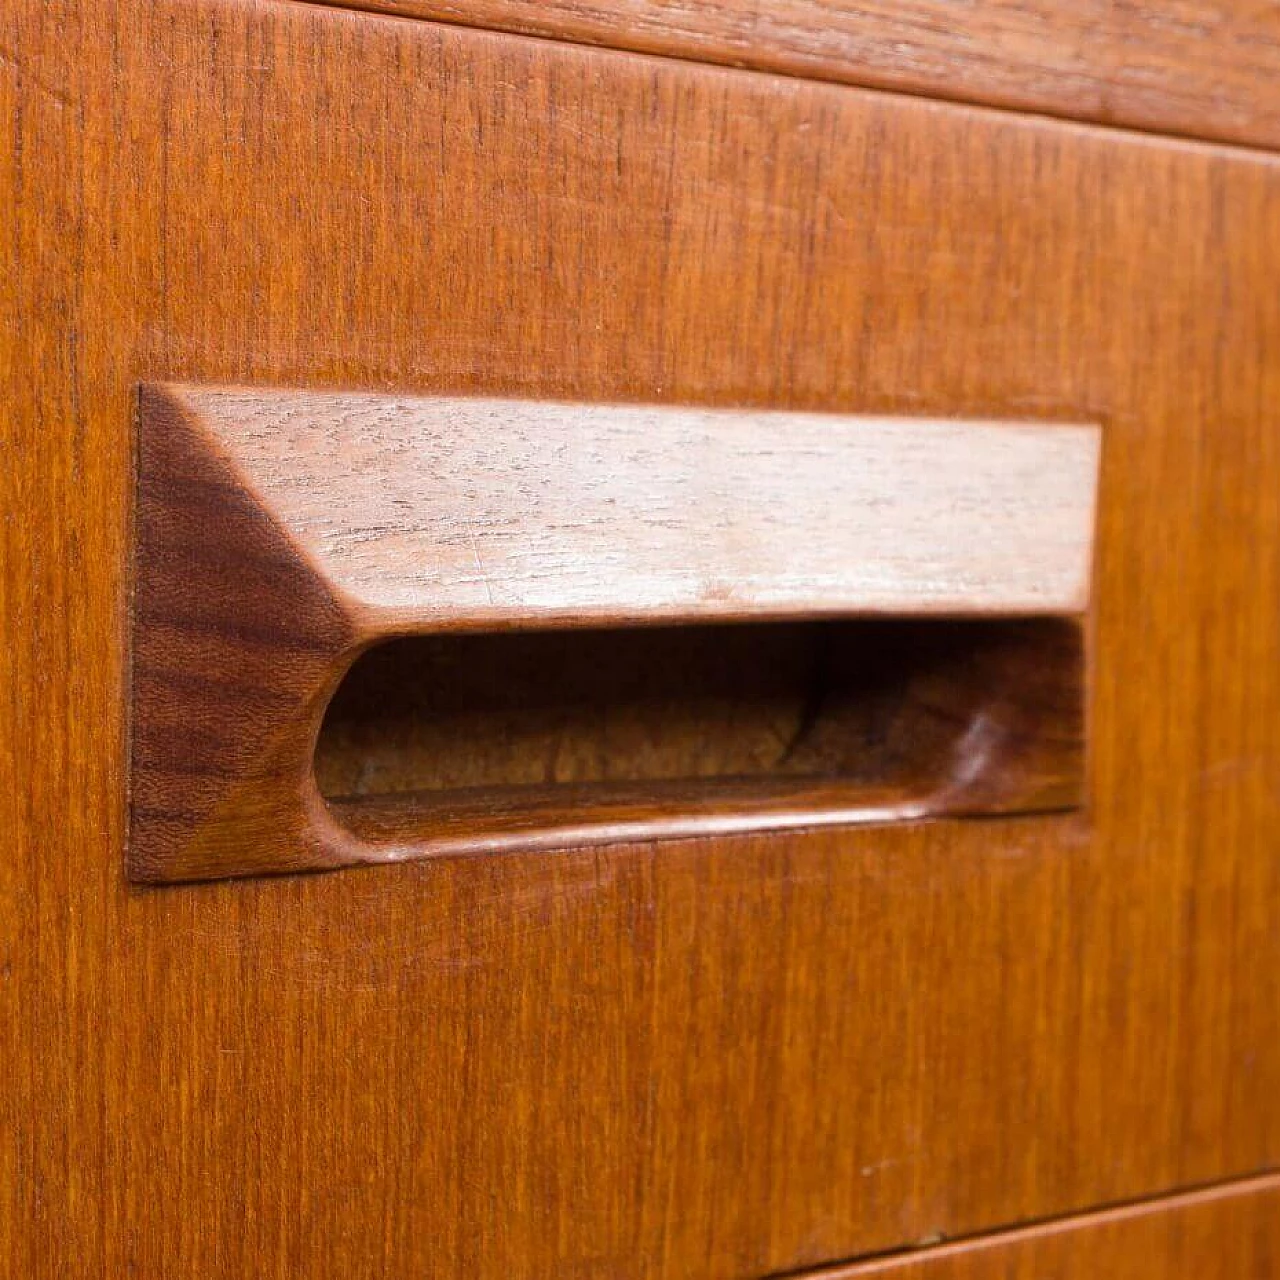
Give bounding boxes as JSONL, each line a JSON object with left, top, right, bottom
{"left": 6, "top": 0, "right": 1280, "bottom": 1274}
{"left": 131, "top": 386, "right": 1096, "bottom": 881}
{"left": 818, "top": 1174, "right": 1280, "bottom": 1278}
{"left": 320, "top": 0, "right": 1280, "bottom": 152}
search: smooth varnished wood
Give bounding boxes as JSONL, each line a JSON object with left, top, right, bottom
{"left": 6, "top": 0, "right": 1280, "bottom": 1274}
{"left": 318, "top": 0, "right": 1280, "bottom": 152}
{"left": 815, "top": 1173, "right": 1280, "bottom": 1277}
{"left": 131, "top": 387, "right": 1096, "bottom": 881}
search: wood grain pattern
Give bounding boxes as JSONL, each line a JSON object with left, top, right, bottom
{"left": 815, "top": 1173, "right": 1280, "bottom": 1277}
{"left": 317, "top": 0, "right": 1280, "bottom": 153}
{"left": 5, "top": 0, "right": 1280, "bottom": 1274}
{"left": 142, "top": 387, "right": 1102, "bottom": 624}
{"left": 130, "top": 388, "right": 1096, "bottom": 881}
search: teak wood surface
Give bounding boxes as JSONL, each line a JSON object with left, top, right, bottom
{"left": 131, "top": 387, "right": 1097, "bottom": 881}
{"left": 5, "top": 0, "right": 1280, "bottom": 1275}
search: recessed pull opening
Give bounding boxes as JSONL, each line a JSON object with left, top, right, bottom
{"left": 315, "top": 618, "right": 1084, "bottom": 854}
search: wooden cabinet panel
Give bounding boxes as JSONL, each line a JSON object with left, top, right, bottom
{"left": 3, "top": 0, "right": 1280, "bottom": 1274}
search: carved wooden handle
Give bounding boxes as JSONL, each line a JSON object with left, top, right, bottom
{"left": 130, "top": 386, "right": 1101, "bottom": 883}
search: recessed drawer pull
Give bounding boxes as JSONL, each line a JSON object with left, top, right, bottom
{"left": 129, "top": 386, "right": 1100, "bottom": 883}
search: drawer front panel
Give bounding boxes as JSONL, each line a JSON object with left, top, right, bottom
{"left": 5, "top": 0, "right": 1280, "bottom": 1274}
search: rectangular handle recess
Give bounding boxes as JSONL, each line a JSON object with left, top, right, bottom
{"left": 130, "top": 386, "right": 1099, "bottom": 882}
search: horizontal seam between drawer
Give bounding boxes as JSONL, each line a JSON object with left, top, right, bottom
{"left": 769, "top": 1167, "right": 1280, "bottom": 1278}
{"left": 290, "top": 0, "right": 1280, "bottom": 162}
